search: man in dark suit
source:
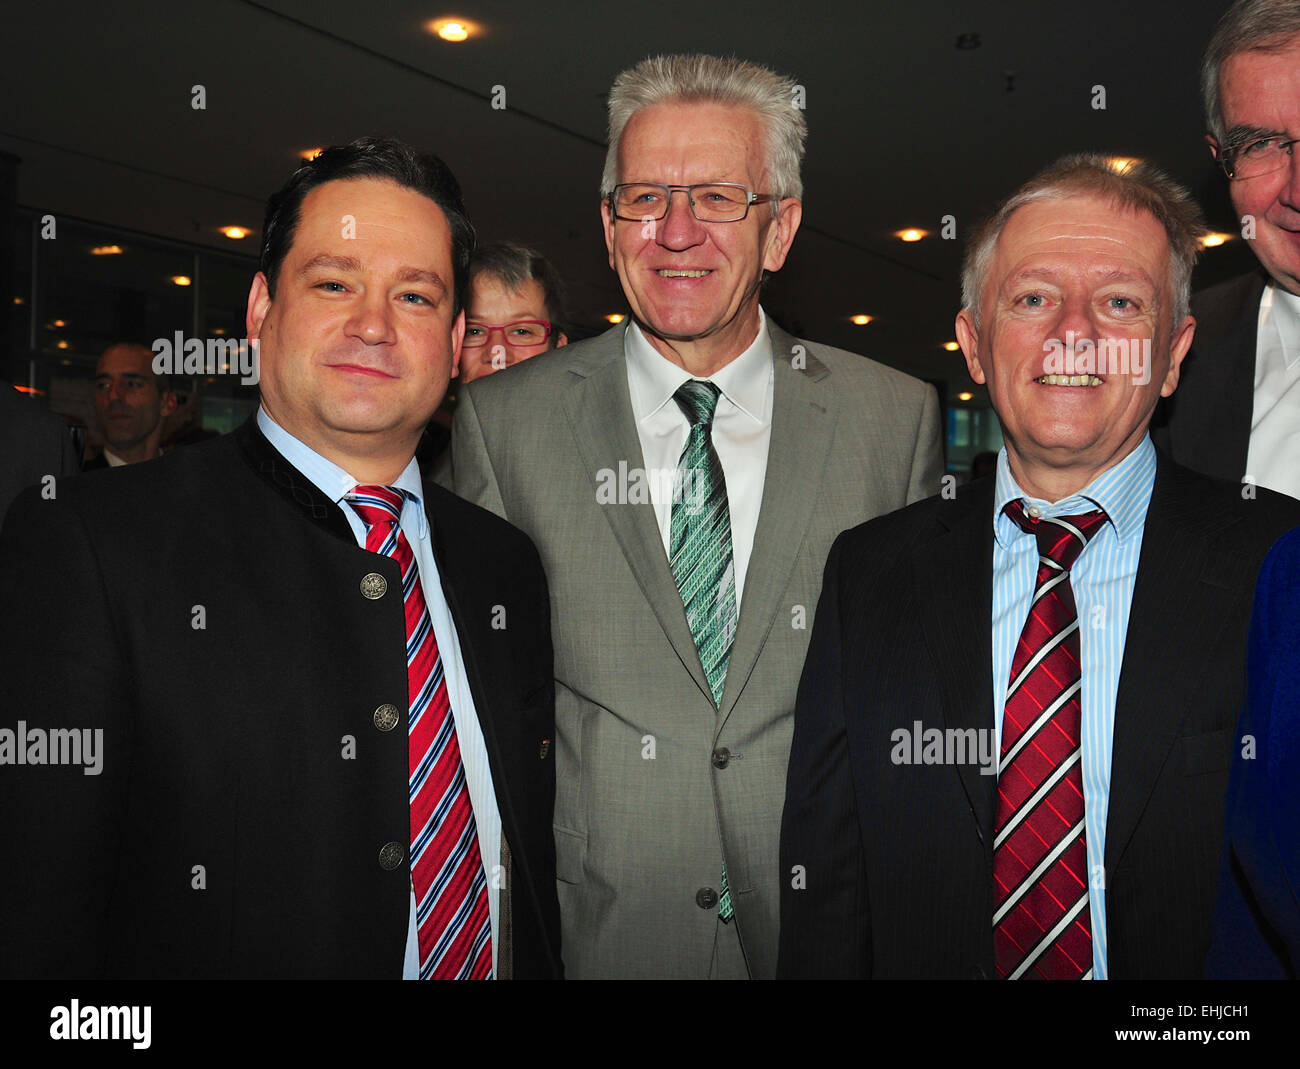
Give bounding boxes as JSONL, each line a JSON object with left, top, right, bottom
{"left": 84, "top": 342, "right": 177, "bottom": 471}
{"left": 0, "top": 385, "right": 79, "bottom": 524}
{"left": 0, "top": 137, "right": 561, "bottom": 979}
{"left": 779, "top": 154, "right": 1300, "bottom": 980}
{"left": 1154, "top": 0, "right": 1300, "bottom": 498}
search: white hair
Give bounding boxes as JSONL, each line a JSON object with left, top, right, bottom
{"left": 600, "top": 53, "right": 807, "bottom": 201}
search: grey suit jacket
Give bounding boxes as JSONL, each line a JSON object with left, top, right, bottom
{"left": 445, "top": 319, "right": 943, "bottom": 978}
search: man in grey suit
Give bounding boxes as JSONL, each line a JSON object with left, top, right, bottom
{"left": 446, "top": 53, "right": 943, "bottom": 978}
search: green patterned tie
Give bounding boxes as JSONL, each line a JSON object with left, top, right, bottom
{"left": 669, "top": 380, "right": 738, "bottom": 922}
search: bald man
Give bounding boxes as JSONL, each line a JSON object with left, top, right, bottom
{"left": 87, "top": 343, "right": 177, "bottom": 469}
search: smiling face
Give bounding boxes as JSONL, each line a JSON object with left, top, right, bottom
{"left": 246, "top": 176, "right": 464, "bottom": 478}
{"left": 955, "top": 194, "right": 1195, "bottom": 501}
{"left": 601, "top": 101, "right": 801, "bottom": 373}
{"left": 1214, "top": 38, "right": 1300, "bottom": 295}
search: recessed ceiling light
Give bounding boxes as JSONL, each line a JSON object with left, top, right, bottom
{"left": 220, "top": 226, "right": 249, "bottom": 240}
{"left": 957, "top": 391, "right": 974, "bottom": 402}
{"left": 91, "top": 244, "right": 123, "bottom": 256}
{"left": 851, "top": 314, "right": 873, "bottom": 325}
{"left": 171, "top": 275, "right": 192, "bottom": 287}
{"left": 605, "top": 313, "right": 626, "bottom": 324}
{"left": 1106, "top": 156, "right": 1139, "bottom": 174}
{"left": 943, "top": 341, "right": 960, "bottom": 351}
{"left": 55, "top": 340, "right": 69, "bottom": 350}
{"left": 896, "top": 228, "right": 927, "bottom": 243}
{"left": 427, "top": 17, "right": 479, "bottom": 41}
{"left": 52, "top": 319, "right": 66, "bottom": 328}
{"left": 1200, "top": 232, "right": 1232, "bottom": 248}
{"left": 300, "top": 148, "right": 324, "bottom": 161}
{"left": 11, "top": 297, "right": 23, "bottom": 305}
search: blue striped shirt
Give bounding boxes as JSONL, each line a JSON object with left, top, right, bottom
{"left": 991, "top": 435, "right": 1156, "bottom": 980}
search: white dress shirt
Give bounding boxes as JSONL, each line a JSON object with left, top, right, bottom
{"left": 1246, "top": 281, "right": 1300, "bottom": 500}
{"left": 623, "top": 309, "right": 774, "bottom": 609}
{"left": 255, "top": 408, "right": 501, "bottom": 979}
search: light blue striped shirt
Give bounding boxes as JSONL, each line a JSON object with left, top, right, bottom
{"left": 256, "top": 408, "right": 501, "bottom": 979}
{"left": 991, "top": 435, "right": 1156, "bottom": 980}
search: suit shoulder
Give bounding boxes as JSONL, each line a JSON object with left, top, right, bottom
{"left": 833, "top": 486, "right": 966, "bottom": 556}
{"left": 804, "top": 340, "right": 934, "bottom": 398}
{"left": 1161, "top": 457, "right": 1300, "bottom": 540}
{"left": 460, "top": 331, "right": 617, "bottom": 408}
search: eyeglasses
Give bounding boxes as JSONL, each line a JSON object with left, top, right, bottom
{"left": 463, "top": 320, "right": 553, "bottom": 347}
{"left": 608, "top": 183, "right": 778, "bottom": 223}
{"left": 1217, "top": 134, "right": 1299, "bottom": 180}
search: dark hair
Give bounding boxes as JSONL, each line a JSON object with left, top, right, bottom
{"left": 259, "top": 136, "right": 476, "bottom": 313}
{"left": 470, "top": 241, "right": 568, "bottom": 334}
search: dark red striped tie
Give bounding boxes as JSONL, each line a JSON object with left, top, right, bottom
{"left": 347, "top": 485, "right": 492, "bottom": 980}
{"left": 993, "top": 500, "right": 1107, "bottom": 981}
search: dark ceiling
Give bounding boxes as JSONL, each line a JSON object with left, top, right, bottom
{"left": 0, "top": 0, "right": 1259, "bottom": 403}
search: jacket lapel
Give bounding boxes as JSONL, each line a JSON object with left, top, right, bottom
{"left": 718, "top": 322, "right": 836, "bottom": 722}
{"left": 1105, "top": 458, "right": 1243, "bottom": 873}
{"left": 915, "top": 481, "right": 998, "bottom": 842}
{"left": 561, "top": 327, "right": 714, "bottom": 703}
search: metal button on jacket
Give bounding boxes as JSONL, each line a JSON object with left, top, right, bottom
{"left": 711, "top": 747, "right": 731, "bottom": 769}
{"left": 696, "top": 887, "right": 719, "bottom": 910}
{"left": 373, "top": 703, "right": 401, "bottom": 732}
{"left": 360, "top": 572, "right": 387, "bottom": 599}
{"left": 378, "top": 842, "right": 404, "bottom": 870}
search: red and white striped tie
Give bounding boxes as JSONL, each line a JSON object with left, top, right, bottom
{"left": 993, "top": 500, "right": 1107, "bottom": 980}
{"left": 347, "top": 485, "right": 492, "bottom": 980}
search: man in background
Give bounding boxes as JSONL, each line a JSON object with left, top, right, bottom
{"left": 85, "top": 342, "right": 176, "bottom": 469}
{"left": 1155, "top": 0, "right": 1300, "bottom": 498}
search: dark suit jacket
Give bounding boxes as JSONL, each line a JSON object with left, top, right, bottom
{"left": 0, "top": 417, "right": 561, "bottom": 979}
{"left": 778, "top": 451, "right": 1300, "bottom": 979}
{"left": 0, "top": 386, "right": 79, "bottom": 525}
{"left": 1152, "top": 270, "right": 1267, "bottom": 481}
{"left": 1207, "top": 526, "right": 1300, "bottom": 978}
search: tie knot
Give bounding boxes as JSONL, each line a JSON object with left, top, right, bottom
{"left": 673, "top": 380, "right": 722, "bottom": 427}
{"left": 346, "top": 484, "right": 405, "bottom": 530}
{"left": 1003, "top": 499, "right": 1108, "bottom": 570}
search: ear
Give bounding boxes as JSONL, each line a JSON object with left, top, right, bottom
{"left": 1161, "top": 314, "right": 1196, "bottom": 397}
{"left": 450, "top": 308, "right": 466, "bottom": 380}
{"left": 601, "top": 196, "right": 617, "bottom": 271}
{"left": 1205, "top": 133, "right": 1221, "bottom": 161}
{"left": 247, "top": 271, "right": 272, "bottom": 341}
{"left": 762, "top": 198, "right": 803, "bottom": 274}
{"left": 554, "top": 331, "right": 569, "bottom": 348}
{"left": 160, "top": 391, "right": 179, "bottom": 419}
{"left": 955, "top": 308, "right": 986, "bottom": 385}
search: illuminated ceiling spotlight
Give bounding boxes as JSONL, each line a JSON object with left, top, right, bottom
{"left": 957, "top": 391, "right": 974, "bottom": 402}
{"left": 171, "top": 275, "right": 193, "bottom": 287}
{"left": 55, "top": 340, "right": 69, "bottom": 350}
{"left": 1106, "top": 156, "right": 1140, "bottom": 174}
{"left": 427, "top": 17, "right": 479, "bottom": 41}
{"left": 943, "top": 341, "right": 960, "bottom": 351}
{"left": 220, "top": 226, "right": 250, "bottom": 240}
{"left": 895, "top": 228, "right": 927, "bottom": 243}
{"left": 1200, "top": 232, "right": 1233, "bottom": 248}
{"left": 51, "top": 318, "right": 66, "bottom": 328}
{"left": 851, "top": 314, "right": 873, "bottom": 325}
{"left": 300, "top": 148, "right": 324, "bottom": 161}
{"left": 605, "top": 313, "right": 626, "bottom": 324}
{"left": 91, "top": 244, "right": 124, "bottom": 256}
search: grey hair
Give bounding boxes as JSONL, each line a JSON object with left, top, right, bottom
{"left": 1202, "top": 0, "right": 1300, "bottom": 143}
{"left": 960, "top": 153, "right": 1207, "bottom": 331}
{"left": 600, "top": 53, "right": 807, "bottom": 201}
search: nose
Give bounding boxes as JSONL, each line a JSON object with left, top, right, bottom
{"left": 656, "top": 188, "right": 707, "bottom": 249}
{"left": 345, "top": 291, "right": 397, "bottom": 346}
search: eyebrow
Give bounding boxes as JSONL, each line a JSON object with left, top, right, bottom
{"left": 1004, "top": 266, "right": 1155, "bottom": 288}
{"left": 95, "top": 372, "right": 150, "bottom": 381}
{"left": 1223, "top": 124, "right": 1286, "bottom": 151}
{"left": 297, "top": 254, "right": 447, "bottom": 293}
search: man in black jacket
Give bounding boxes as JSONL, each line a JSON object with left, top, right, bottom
{"left": 0, "top": 137, "right": 561, "bottom": 979}
{"left": 1153, "top": 0, "right": 1300, "bottom": 499}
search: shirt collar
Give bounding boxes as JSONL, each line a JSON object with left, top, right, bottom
{"left": 624, "top": 307, "right": 772, "bottom": 425}
{"left": 993, "top": 434, "right": 1156, "bottom": 549}
{"left": 1263, "top": 280, "right": 1300, "bottom": 370}
{"left": 256, "top": 406, "right": 427, "bottom": 538}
